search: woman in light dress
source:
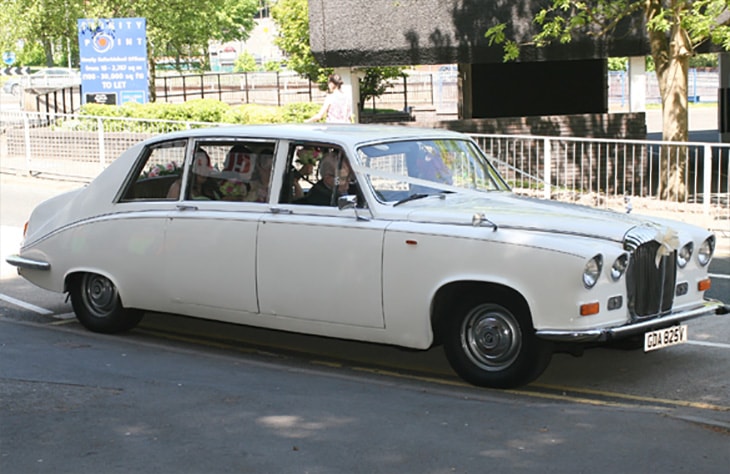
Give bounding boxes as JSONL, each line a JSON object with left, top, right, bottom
{"left": 306, "top": 74, "right": 353, "bottom": 124}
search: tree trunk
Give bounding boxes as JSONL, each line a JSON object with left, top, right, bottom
{"left": 645, "top": 1, "right": 692, "bottom": 200}
{"left": 148, "top": 46, "right": 157, "bottom": 102}
{"left": 42, "top": 39, "right": 54, "bottom": 67}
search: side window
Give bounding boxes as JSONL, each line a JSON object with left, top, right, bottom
{"left": 182, "top": 140, "right": 276, "bottom": 203}
{"left": 120, "top": 140, "right": 186, "bottom": 201}
{"left": 280, "top": 144, "right": 359, "bottom": 207}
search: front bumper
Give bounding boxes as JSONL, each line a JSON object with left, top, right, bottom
{"left": 5, "top": 254, "right": 50, "bottom": 271}
{"left": 536, "top": 300, "right": 730, "bottom": 343}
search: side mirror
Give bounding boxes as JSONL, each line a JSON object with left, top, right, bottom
{"left": 337, "top": 195, "right": 357, "bottom": 210}
{"left": 338, "top": 195, "right": 370, "bottom": 221}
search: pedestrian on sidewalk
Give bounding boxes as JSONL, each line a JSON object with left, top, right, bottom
{"left": 306, "top": 74, "right": 353, "bottom": 124}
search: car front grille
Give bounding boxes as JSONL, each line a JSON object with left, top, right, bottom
{"left": 625, "top": 240, "right": 677, "bottom": 320}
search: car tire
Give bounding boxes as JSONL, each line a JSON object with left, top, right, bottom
{"left": 10, "top": 84, "right": 20, "bottom": 95}
{"left": 70, "top": 273, "right": 143, "bottom": 333}
{"left": 443, "top": 297, "right": 552, "bottom": 389}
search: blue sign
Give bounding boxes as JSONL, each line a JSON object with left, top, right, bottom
{"left": 78, "top": 18, "right": 148, "bottom": 105}
{"left": 2, "top": 51, "right": 15, "bottom": 66}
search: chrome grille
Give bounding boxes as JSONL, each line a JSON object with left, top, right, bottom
{"left": 625, "top": 241, "right": 677, "bottom": 319}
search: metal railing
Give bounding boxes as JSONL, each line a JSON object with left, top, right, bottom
{"left": 472, "top": 134, "right": 729, "bottom": 230}
{"left": 1, "top": 110, "right": 728, "bottom": 232}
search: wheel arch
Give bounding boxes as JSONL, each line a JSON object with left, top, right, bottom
{"left": 64, "top": 269, "right": 128, "bottom": 305}
{"left": 431, "top": 280, "right": 532, "bottom": 346}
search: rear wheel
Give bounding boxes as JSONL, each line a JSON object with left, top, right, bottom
{"left": 70, "top": 273, "right": 143, "bottom": 333}
{"left": 442, "top": 297, "right": 552, "bottom": 389}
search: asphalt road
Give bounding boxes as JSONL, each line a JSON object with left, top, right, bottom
{"left": 1, "top": 172, "right": 729, "bottom": 473}
{"left": 4, "top": 315, "right": 730, "bottom": 474}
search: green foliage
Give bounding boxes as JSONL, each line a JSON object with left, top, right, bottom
{"left": 690, "top": 53, "right": 718, "bottom": 69}
{"left": 178, "top": 99, "right": 231, "bottom": 123}
{"left": 359, "top": 67, "right": 406, "bottom": 108}
{"left": 223, "top": 104, "right": 284, "bottom": 124}
{"left": 280, "top": 102, "right": 321, "bottom": 122}
{"left": 271, "top": 0, "right": 323, "bottom": 82}
{"left": 271, "top": 0, "right": 405, "bottom": 106}
{"left": 16, "top": 42, "right": 47, "bottom": 67}
{"left": 607, "top": 57, "right": 628, "bottom": 71}
{"left": 485, "top": 0, "right": 730, "bottom": 62}
{"left": 77, "top": 99, "right": 321, "bottom": 131}
{"left": 263, "top": 60, "right": 282, "bottom": 72}
{"left": 234, "top": 51, "right": 259, "bottom": 72}
{"left": 0, "top": 0, "right": 259, "bottom": 72}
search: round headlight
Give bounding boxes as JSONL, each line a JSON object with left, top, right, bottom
{"left": 677, "top": 242, "right": 693, "bottom": 268}
{"left": 583, "top": 254, "right": 603, "bottom": 289}
{"left": 610, "top": 253, "right": 629, "bottom": 281}
{"left": 697, "top": 236, "right": 715, "bottom": 266}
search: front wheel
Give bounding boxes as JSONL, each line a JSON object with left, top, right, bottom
{"left": 443, "top": 299, "right": 552, "bottom": 389}
{"left": 70, "top": 273, "right": 143, "bottom": 333}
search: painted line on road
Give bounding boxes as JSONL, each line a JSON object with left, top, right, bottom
{"left": 137, "top": 324, "right": 730, "bottom": 413}
{"left": 530, "top": 383, "right": 730, "bottom": 412}
{"left": 0, "top": 293, "right": 53, "bottom": 315}
{"left": 687, "top": 340, "right": 730, "bottom": 349}
{"left": 709, "top": 273, "right": 729, "bottom": 280}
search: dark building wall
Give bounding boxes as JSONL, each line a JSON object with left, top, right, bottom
{"left": 308, "top": 0, "right": 649, "bottom": 68}
{"left": 472, "top": 59, "right": 608, "bottom": 118}
{"left": 307, "top": 0, "right": 650, "bottom": 135}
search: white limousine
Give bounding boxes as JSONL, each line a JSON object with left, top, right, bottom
{"left": 7, "top": 124, "right": 728, "bottom": 388}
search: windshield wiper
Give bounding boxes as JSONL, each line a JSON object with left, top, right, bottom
{"left": 393, "top": 192, "right": 451, "bottom": 207}
{"left": 393, "top": 193, "right": 429, "bottom": 207}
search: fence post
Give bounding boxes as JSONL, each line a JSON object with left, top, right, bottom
{"left": 244, "top": 73, "right": 249, "bottom": 104}
{"left": 543, "top": 137, "right": 552, "bottom": 200}
{"left": 402, "top": 75, "right": 408, "bottom": 112}
{"left": 276, "top": 72, "right": 281, "bottom": 107}
{"left": 97, "top": 117, "right": 106, "bottom": 171}
{"left": 429, "top": 74, "right": 434, "bottom": 105}
{"left": 703, "top": 144, "right": 712, "bottom": 220}
{"left": 23, "top": 112, "right": 31, "bottom": 174}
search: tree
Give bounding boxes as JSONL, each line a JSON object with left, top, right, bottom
{"left": 234, "top": 51, "right": 259, "bottom": 72}
{"left": 1, "top": 0, "right": 259, "bottom": 93}
{"left": 270, "top": 0, "right": 404, "bottom": 112}
{"left": 0, "top": 0, "right": 85, "bottom": 67}
{"left": 486, "top": 0, "right": 730, "bottom": 199}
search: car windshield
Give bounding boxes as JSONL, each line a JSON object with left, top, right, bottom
{"left": 356, "top": 138, "right": 509, "bottom": 204}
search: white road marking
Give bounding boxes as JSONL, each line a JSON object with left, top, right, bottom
{"left": 54, "top": 312, "right": 76, "bottom": 320}
{"left": 687, "top": 340, "right": 730, "bottom": 349}
{"left": 709, "top": 273, "right": 730, "bottom": 280}
{"left": 0, "top": 293, "right": 53, "bottom": 315}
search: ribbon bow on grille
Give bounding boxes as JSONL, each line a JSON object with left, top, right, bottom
{"left": 655, "top": 228, "right": 680, "bottom": 268}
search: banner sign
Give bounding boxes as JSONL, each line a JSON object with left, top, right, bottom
{"left": 78, "top": 17, "right": 148, "bottom": 105}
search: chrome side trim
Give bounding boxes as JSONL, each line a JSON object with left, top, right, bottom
{"left": 536, "top": 300, "right": 729, "bottom": 343}
{"left": 5, "top": 254, "right": 51, "bottom": 271}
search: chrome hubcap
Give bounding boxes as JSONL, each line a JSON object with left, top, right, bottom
{"left": 461, "top": 304, "right": 521, "bottom": 371}
{"left": 81, "top": 274, "right": 118, "bottom": 318}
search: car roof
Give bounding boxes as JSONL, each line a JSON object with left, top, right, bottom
{"left": 145, "top": 124, "right": 469, "bottom": 149}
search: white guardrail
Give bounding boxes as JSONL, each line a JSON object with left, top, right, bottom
{"left": 1, "top": 110, "right": 728, "bottom": 233}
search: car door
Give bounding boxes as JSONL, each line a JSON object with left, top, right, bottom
{"left": 161, "top": 139, "right": 273, "bottom": 316}
{"left": 256, "top": 210, "right": 387, "bottom": 328}
{"left": 256, "top": 144, "right": 386, "bottom": 328}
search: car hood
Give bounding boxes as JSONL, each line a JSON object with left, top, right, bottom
{"left": 398, "top": 192, "right": 672, "bottom": 244}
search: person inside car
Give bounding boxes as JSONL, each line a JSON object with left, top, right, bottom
{"left": 167, "top": 149, "right": 221, "bottom": 200}
{"left": 295, "top": 151, "right": 351, "bottom": 206}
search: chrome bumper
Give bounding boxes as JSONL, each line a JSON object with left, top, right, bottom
{"left": 536, "top": 300, "right": 730, "bottom": 343}
{"left": 5, "top": 254, "right": 51, "bottom": 271}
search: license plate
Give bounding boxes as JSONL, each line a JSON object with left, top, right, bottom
{"left": 644, "top": 325, "right": 688, "bottom": 352}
